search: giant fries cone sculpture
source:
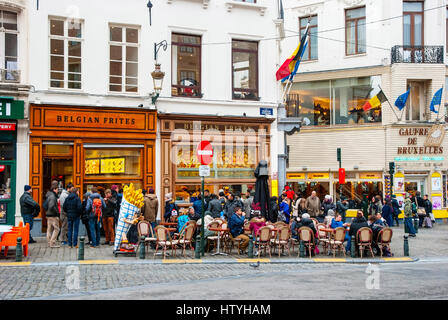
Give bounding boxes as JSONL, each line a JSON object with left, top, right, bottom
{"left": 114, "top": 183, "right": 144, "bottom": 252}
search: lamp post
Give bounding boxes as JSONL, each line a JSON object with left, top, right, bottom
{"left": 150, "top": 41, "right": 167, "bottom": 105}
{"left": 147, "top": 1, "right": 153, "bottom": 26}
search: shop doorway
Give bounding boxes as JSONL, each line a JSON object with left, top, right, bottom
{"left": 405, "top": 178, "right": 426, "bottom": 197}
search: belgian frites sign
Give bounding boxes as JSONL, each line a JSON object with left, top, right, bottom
{"left": 43, "top": 109, "right": 146, "bottom": 130}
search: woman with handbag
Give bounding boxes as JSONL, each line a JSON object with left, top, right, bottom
{"left": 414, "top": 191, "right": 426, "bottom": 227}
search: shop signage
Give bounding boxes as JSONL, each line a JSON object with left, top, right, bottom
{"left": 286, "top": 173, "right": 305, "bottom": 180}
{"left": 308, "top": 173, "right": 329, "bottom": 180}
{"left": 197, "top": 141, "right": 214, "bottom": 166}
{"left": 199, "top": 165, "right": 210, "bottom": 177}
{"left": 397, "top": 126, "right": 444, "bottom": 155}
{"left": 0, "top": 122, "right": 16, "bottom": 131}
{"left": 260, "top": 108, "right": 273, "bottom": 116}
{"left": 0, "top": 203, "right": 6, "bottom": 224}
{"left": 394, "top": 156, "right": 445, "bottom": 162}
{"left": 44, "top": 110, "right": 146, "bottom": 130}
{"left": 0, "top": 99, "right": 24, "bottom": 120}
{"left": 176, "top": 122, "right": 260, "bottom": 132}
{"left": 359, "top": 172, "right": 383, "bottom": 179}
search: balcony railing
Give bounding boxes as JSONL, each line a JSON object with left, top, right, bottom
{"left": 0, "top": 69, "right": 21, "bottom": 83}
{"left": 391, "top": 45, "right": 444, "bottom": 64}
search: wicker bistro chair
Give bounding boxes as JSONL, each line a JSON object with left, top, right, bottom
{"left": 329, "top": 227, "right": 347, "bottom": 258}
{"left": 356, "top": 227, "right": 374, "bottom": 258}
{"left": 273, "top": 221, "right": 287, "bottom": 229}
{"left": 298, "top": 227, "right": 315, "bottom": 258}
{"left": 377, "top": 227, "right": 393, "bottom": 258}
{"left": 206, "top": 221, "right": 221, "bottom": 252}
{"left": 137, "top": 221, "right": 156, "bottom": 253}
{"left": 271, "top": 226, "right": 291, "bottom": 257}
{"left": 254, "top": 226, "right": 272, "bottom": 258}
{"left": 316, "top": 223, "right": 330, "bottom": 252}
{"left": 177, "top": 225, "right": 195, "bottom": 258}
{"left": 154, "top": 225, "right": 178, "bottom": 259}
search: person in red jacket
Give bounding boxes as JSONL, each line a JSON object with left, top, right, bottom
{"left": 284, "top": 185, "right": 295, "bottom": 201}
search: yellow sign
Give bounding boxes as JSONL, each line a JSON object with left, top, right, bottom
{"left": 271, "top": 179, "right": 278, "bottom": 197}
{"left": 308, "top": 173, "right": 329, "bottom": 180}
{"left": 286, "top": 173, "right": 305, "bottom": 180}
{"left": 85, "top": 159, "right": 100, "bottom": 174}
{"left": 359, "top": 172, "right": 383, "bottom": 180}
{"left": 100, "top": 158, "right": 125, "bottom": 174}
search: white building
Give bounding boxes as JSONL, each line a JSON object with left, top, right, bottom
{"left": 278, "top": 0, "right": 448, "bottom": 219}
{"left": 3, "top": 0, "right": 282, "bottom": 231}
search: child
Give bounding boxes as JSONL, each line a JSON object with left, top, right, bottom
{"left": 177, "top": 208, "right": 190, "bottom": 234}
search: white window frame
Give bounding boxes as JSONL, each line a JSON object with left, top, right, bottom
{"left": 49, "top": 17, "right": 83, "bottom": 90}
{"left": 0, "top": 9, "right": 19, "bottom": 75}
{"left": 108, "top": 24, "right": 140, "bottom": 94}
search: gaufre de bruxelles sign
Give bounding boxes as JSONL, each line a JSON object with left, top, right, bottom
{"left": 397, "top": 126, "right": 444, "bottom": 155}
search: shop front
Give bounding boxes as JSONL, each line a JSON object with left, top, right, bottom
{"left": 29, "top": 104, "right": 156, "bottom": 231}
{"left": 159, "top": 114, "right": 272, "bottom": 206}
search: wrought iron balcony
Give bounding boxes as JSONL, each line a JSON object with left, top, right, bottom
{"left": 0, "top": 69, "right": 21, "bottom": 83}
{"left": 391, "top": 45, "right": 444, "bottom": 64}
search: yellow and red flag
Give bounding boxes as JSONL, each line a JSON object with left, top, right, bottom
{"left": 362, "top": 90, "right": 387, "bottom": 111}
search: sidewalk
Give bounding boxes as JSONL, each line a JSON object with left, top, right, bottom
{"left": 1, "top": 223, "right": 447, "bottom": 265}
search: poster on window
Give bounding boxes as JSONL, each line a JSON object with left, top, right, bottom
{"left": 396, "top": 195, "right": 405, "bottom": 210}
{"left": 431, "top": 176, "right": 441, "bottom": 192}
{"left": 0, "top": 203, "right": 7, "bottom": 224}
{"left": 394, "top": 177, "right": 405, "bottom": 193}
{"left": 432, "top": 196, "right": 442, "bottom": 210}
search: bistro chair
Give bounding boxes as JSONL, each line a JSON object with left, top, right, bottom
{"left": 310, "top": 218, "right": 319, "bottom": 229}
{"left": 271, "top": 226, "right": 291, "bottom": 257}
{"left": 377, "top": 227, "right": 393, "bottom": 258}
{"left": 274, "top": 221, "right": 287, "bottom": 229}
{"left": 356, "top": 227, "right": 374, "bottom": 258}
{"left": 177, "top": 225, "right": 195, "bottom": 258}
{"left": 154, "top": 225, "right": 178, "bottom": 259}
{"left": 206, "top": 221, "right": 221, "bottom": 252}
{"left": 298, "top": 226, "right": 315, "bottom": 258}
{"left": 137, "top": 221, "right": 156, "bottom": 253}
{"left": 316, "top": 223, "right": 330, "bottom": 252}
{"left": 254, "top": 226, "right": 272, "bottom": 258}
{"left": 329, "top": 227, "right": 346, "bottom": 258}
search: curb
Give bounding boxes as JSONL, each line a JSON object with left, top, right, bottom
{"left": 0, "top": 257, "right": 418, "bottom": 267}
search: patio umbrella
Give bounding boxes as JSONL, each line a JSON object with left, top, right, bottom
{"left": 254, "top": 160, "right": 271, "bottom": 219}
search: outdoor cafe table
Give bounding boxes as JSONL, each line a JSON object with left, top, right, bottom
{"left": 161, "top": 222, "right": 178, "bottom": 227}
{"left": 208, "top": 227, "right": 230, "bottom": 256}
{"left": 0, "top": 225, "right": 12, "bottom": 234}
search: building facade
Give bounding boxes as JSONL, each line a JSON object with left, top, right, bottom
{"left": 280, "top": 0, "right": 448, "bottom": 218}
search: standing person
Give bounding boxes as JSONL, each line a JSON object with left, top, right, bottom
{"left": 283, "top": 186, "right": 295, "bottom": 201}
{"left": 391, "top": 194, "right": 401, "bottom": 227}
{"left": 297, "top": 198, "right": 307, "bottom": 217}
{"left": 141, "top": 188, "right": 158, "bottom": 230}
{"left": 306, "top": 191, "right": 321, "bottom": 219}
{"left": 203, "top": 189, "right": 211, "bottom": 209}
{"left": 223, "top": 193, "right": 242, "bottom": 221}
{"left": 336, "top": 196, "right": 349, "bottom": 223}
{"left": 45, "top": 181, "right": 60, "bottom": 248}
{"left": 58, "top": 182, "right": 73, "bottom": 245}
{"left": 291, "top": 193, "right": 300, "bottom": 218}
{"left": 382, "top": 198, "right": 393, "bottom": 227}
{"left": 403, "top": 193, "right": 416, "bottom": 237}
{"left": 375, "top": 195, "right": 383, "bottom": 213}
{"left": 207, "top": 194, "right": 222, "bottom": 218}
{"left": 85, "top": 187, "right": 106, "bottom": 248}
{"left": 269, "top": 196, "right": 279, "bottom": 223}
{"left": 243, "top": 190, "right": 254, "bottom": 217}
{"left": 102, "top": 189, "right": 117, "bottom": 245}
{"left": 368, "top": 196, "right": 379, "bottom": 216}
{"left": 218, "top": 191, "right": 226, "bottom": 210}
{"left": 414, "top": 191, "right": 425, "bottom": 227}
{"left": 193, "top": 195, "right": 204, "bottom": 216}
{"left": 321, "top": 195, "right": 336, "bottom": 218}
{"left": 423, "top": 194, "right": 434, "bottom": 224}
{"left": 19, "top": 185, "right": 40, "bottom": 244}
{"left": 62, "top": 187, "right": 82, "bottom": 248}
{"left": 81, "top": 191, "right": 92, "bottom": 245}
{"left": 228, "top": 207, "right": 249, "bottom": 252}
{"left": 164, "top": 193, "right": 177, "bottom": 221}
{"left": 279, "top": 197, "right": 291, "bottom": 223}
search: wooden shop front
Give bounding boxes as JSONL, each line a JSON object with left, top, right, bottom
{"left": 159, "top": 113, "right": 273, "bottom": 204}
{"left": 29, "top": 104, "right": 156, "bottom": 230}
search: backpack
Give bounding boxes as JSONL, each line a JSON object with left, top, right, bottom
{"left": 92, "top": 198, "right": 102, "bottom": 222}
{"left": 43, "top": 198, "right": 49, "bottom": 211}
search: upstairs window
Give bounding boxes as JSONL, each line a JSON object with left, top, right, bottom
{"left": 345, "top": 7, "right": 366, "bottom": 55}
{"left": 109, "top": 26, "right": 139, "bottom": 93}
{"left": 403, "top": 1, "right": 423, "bottom": 47}
{"left": 49, "top": 18, "right": 82, "bottom": 89}
{"left": 171, "top": 33, "right": 201, "bottom": 98}
{"left": 0, "top": 10, "right": 18, "bottom": 79}
{"left": 232, "top": 40, "right": 258, "bottom": 100}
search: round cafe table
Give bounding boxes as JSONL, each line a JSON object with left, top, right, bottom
{"left": 208, "top": 227, "right": 230, "bottom": 256}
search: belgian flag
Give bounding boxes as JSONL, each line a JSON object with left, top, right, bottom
{"left": 362, "top": 90, "right": 387, "bottom": 111}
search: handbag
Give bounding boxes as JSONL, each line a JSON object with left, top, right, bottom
{"left": 415, "top": 198, "right": 426, "bottom": 216}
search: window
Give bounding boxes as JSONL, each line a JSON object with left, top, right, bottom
{"left": 287, "top": 76, "right": 382, "bottom": 126}
{"left": 49, "top": 18, "right": 82, "bottom": 89}
{"left": 232, "top": 40, "right": 258, "bottom": 100}
{"left": 345, "top": 7, "right": 366, "bottom": 55}
{"left": 172, "top": 33, "right": 201, "bottom": 97}
{"left": 109, "top": 26, "right": 139, "bottom": 93}
{"left": 0, "top": 10, "right": 18, "bottom": 80}
{"left": 403, "top": 1, "right": 424, "bottom": 62}
{"left": 300, "top": 15, "right": 318, "bottom": 61}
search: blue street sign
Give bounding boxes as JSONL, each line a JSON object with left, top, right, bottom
{"left": 260, "top": 108, "right": 273, "bottom": 116}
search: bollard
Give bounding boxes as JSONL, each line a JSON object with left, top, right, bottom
{"left": 415, "top": 217, "right": 419, "bottom": 233}
{"left": 350, "top": 235, "right": 356, "bottom": 258}
{"left": 248, "top": 235, "right": 254, "bottom": 258}
{"left": 194, "top": 235, "right": 201, "bottom": 259}
{"left": 403, "top": 235, "right": 409, "bottom": 257}
{"left": 299, "top": 240, "right": 305, "bottom": 258}
{"left": 139, "top": 236, "right": 146, "bottom": 259}
{"left": 15, "top": 237, "right": 22, "bottom": 262}
{"left": 78, "top": 236, "right": 85, "bottom": 260}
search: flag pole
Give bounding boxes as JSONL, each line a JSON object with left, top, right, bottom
{"left": 435, "top": 86, "right": 443, "bottom": 122}
{"left": 378, "top": 85, "right": 400, "bottom": 122}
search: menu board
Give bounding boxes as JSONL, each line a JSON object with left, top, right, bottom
{"left": 0, "top": 203, "right": 7, "bottom": 224}
{"left": 100, "top": 158, "right": 125, "bottom": 174}
{"left": 85, "top": 159, "right": 100, "bottom": 175}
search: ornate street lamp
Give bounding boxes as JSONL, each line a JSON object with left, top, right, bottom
{"left": 150, "top": 41, "right": 168, "bottom": 105}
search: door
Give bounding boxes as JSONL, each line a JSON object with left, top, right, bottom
{"left": 0, "top": 161, "right": 16, "bottom": 225}
{"left": 405, "top": 178, "right": 426, "bottom": 197}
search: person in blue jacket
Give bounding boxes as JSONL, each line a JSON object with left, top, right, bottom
{"left": 381, "top": 198, "right": 393, "bottom": 227}
{"left": 279, "top": 197, "right": 291, "bottom": 223}
{"left": 228, "top": 206, "right": 249, "bottom": 252}
{"left": 330, "top": 213, "right": 351, "bottom": 253}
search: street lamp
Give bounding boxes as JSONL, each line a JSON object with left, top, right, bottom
{"left": 150, "top": 40, "right": 168, "bottom": 105}
{"left": 147, "top": 1, "right": 153, "bottom": 26}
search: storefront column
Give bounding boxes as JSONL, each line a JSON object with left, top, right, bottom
{"left": 29, "top": 137, "right": 43, "bottom": 212}
{"left": 73, "top": 140, "right": 84, "bottom": 194}
{"left": 144, "top": 140, "right": 155, "bottom": 191}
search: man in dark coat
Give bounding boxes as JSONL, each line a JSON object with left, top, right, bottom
{"left": 19, "top": 185, "right": 40, "bottom": 243}
{"left": 207, "top": 194, "right": 222, "bottom": 218}
{"left": 254, "top": 160, "right": 270, "bottom": 219}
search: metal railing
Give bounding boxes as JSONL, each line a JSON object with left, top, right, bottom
{"left": 0, "top": 69, "right": 21, "bottom": 83}
{"left": 391, "top": 45, "right": 444, "bottom": 64}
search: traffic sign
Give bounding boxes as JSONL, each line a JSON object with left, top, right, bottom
{"left": 199, "top": 165, "right": 210, "bottom": 177}
{"left": 197, "top": 140, "right": 213, "bottom": 165}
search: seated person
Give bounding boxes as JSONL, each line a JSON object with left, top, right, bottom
{"left": 369, "top": 214, "right": 385, "bottom": 255}
{"left": 228, "top": 206, "right": 250, "bottom": 252}
{"left": 295, "top": 213, "right": 317, "bottom": 235}
{"left": 188, "top": 206, "right": 201, "bottom": 222}
{"left": 177, "top": 208, "right": 190, "bottom": 234}
{"left": 249, "top": 210, "right": 266, "bottom": 238}
{"left": 330, "top": 213, "right": 351, "bottom": 253}
{"left": 324, "top": 209, "right": 335, "bottom": 227}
